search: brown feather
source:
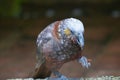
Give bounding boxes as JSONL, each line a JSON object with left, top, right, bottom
{"left": 32, "top": 61, "right": 52, "bottom": 79}
{"left": 52, "top": 21, "right": 61, "bottom": 41}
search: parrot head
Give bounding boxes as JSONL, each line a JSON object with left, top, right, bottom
{"left": 62, "top": 18, "right": 84, "bottom": 49}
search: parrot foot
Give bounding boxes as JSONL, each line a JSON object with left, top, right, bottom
{"left": 78, "top": 56, "right": 91, "bottom": 68}
{"left": 52, "top": 70, "right": 68, "bottom": 80}
{"left": 58, "top": 75, "right": 68, "bottom": 80}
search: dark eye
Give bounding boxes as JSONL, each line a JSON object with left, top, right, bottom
{"left": 70, "top": 30, "right": 74, "bottom": 34}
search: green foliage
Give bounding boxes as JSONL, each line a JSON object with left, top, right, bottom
{"left": 0, "top": 0, "right": 22, "bottom": 18}
{"left": 11, "top": 0, "right": 22, "bottom": 17}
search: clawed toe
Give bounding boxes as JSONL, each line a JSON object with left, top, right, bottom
{"left": 59, "top": 75, "right": 68, "bottom": 80}
{"left": 52, "top": 70, "right": 68, "bottom": 80}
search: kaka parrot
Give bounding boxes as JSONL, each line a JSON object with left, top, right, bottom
{"left": 32, "top": 18, "right": 91, "bottom": 79}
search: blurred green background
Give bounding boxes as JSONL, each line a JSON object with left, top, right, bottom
{"left": 0, "top": 0, "right": 120, "bottom": 79}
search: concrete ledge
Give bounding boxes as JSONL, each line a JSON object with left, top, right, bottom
{"left": 7, "top": 76, "right": 120, "bottom": 80}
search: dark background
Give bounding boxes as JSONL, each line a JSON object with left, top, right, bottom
{"left": 0, "top": 0, "right": 120, "bottom": 79}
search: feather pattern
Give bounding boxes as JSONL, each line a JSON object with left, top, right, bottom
{"left": 32, "top": 18, "right": 90, "bottom": 79}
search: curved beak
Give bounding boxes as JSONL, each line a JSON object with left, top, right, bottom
{"left": 77, "top": 33, "right": 84, "bottom": 50}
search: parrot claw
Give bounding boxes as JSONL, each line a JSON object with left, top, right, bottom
{"left": 52, "top": 70, "right": 68, "bottom": 80}
{"left": 58, "top": 75, "right": 68, "bottom": 80}
{"left": 46, "top": 75, "right": 68, "bottom": 80}
{"left": 78, "top": 56, "right": 91, "bottom": 68}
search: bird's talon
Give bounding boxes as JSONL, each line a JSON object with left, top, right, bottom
{"left": 59, "top": 75, "right": 68, "bottom": 80}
